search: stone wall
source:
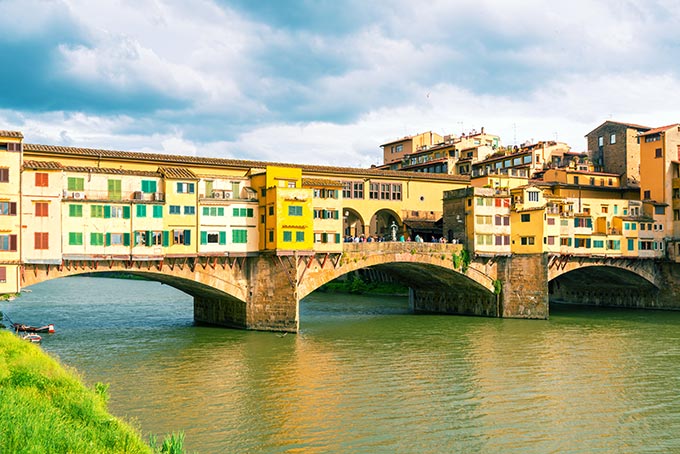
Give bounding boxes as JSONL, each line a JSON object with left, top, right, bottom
{"left": 496, "top": 254, "right": 549, "bottom": 319}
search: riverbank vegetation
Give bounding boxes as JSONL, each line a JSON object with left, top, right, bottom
{"left": 318, "top": 275, "right": 408, "bottom": 296}
{"left": 0, "top": 331, "right": 186, "bottom": 454}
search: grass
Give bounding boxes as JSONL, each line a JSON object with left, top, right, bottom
{"left": 0, "top": 331, "right": 187, "bottom": 454}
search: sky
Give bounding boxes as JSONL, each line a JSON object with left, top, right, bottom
{"left": 1, "top": 0, "right": 679, "bottom": 168}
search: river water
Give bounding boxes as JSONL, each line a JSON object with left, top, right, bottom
{"left": 2, "top": 276, "right": 680, "bottom": 453}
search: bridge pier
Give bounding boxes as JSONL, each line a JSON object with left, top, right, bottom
{"left": 497, "top": 254, "right": 549, "bottom": 319}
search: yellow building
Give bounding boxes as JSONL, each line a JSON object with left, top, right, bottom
{"left": 0, "top": 131, "right": 23, "bottom": 293}
{"left": 160, "top": 167, "right": 198, "bottom": 256}
{"left": 252, "top": 166, "right": 314, "bottom": 252}
{"left": 22, "top": 161, "right": 63, "bottom": 265}
{"left": 303, "top": 178, "right": 343, "bottom": 252}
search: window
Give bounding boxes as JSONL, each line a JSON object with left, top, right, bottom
{"left": 607, "top": 240, "right": 620, "bottom": 250}
{"left": 268, "top": 231, "right": 274, "bottom": 242}
{"left": 0, "top": 267, "right": 5, "bottom": 283}
{"left": 655, "top": 148, "right": 662, "bottom": 158}
{"left": 153, "top": 205, "right": 163, "bottom": 218}
{"left": 141, "top": 180, "right": 157, "bottom": 193}
{"left": 0, "top": 168, "right": 9, "bottom": 183}
{"left": 342, "top": 182, "right": 352, "bottom": 198}
{"left": 232, "top": 229, "right": 248, "bottom": 244}
{"left": 369, "top": 183, "right": 379, "bottom": 199}
{"left": 610, "top": 133, "right": 616, "bottom": 144}
{"left": 521, "top": 213, "right": 530, "bottom": 222}
{"left": 494, "top": 235, "right": 510, "bottom": 245}
{"left": 627, "top": 239, "right": 635, "bottom": 250}
{"left": 184, "top": 206, "right": 195, "bottom": 215}
{"left": 527, "top": 191, "right": 539, "bottom": 202}
{"left": 268, "top": 206, "right": 274, "bottom": 216}
{"left": 296, "top": 231, "right": 305, "bottom": 242}
{"left": 655, "top": 206, "right": 666, "bottom": 215}
{"left": 176, "top": 182, "right": 195, "bottom": 193}
{"left": 283, "top": 231, "right": 292, "bottom": 242}
{"left": 598, "top": 136, "right": 604, "bottom": 147}
{"left": 107, "top": 233, "right": 124, "bottom": 246}
{"left": 69, "top": 204, "right": 83, "bottom": 217}
{"left": 34, "top": 202, "right": 48, "bottom": 217}
{"left": 136, "top": 205, "right": 147, "bottom": 217}
{"left": 0, "top": 234, "right": 17, "bottom": 251}
{"left": 476, "top": 234, "right": 493, "bottom": 245}
{"left": 639, "top": 240, "right": 653, "bottom": 250}
{"left": 288, "top": 206, "right": 303, "bottom": 216}
{"left": 67, "top": 177, "right": 84, "bottom": 191}
{"left": 476, "top": 215, "right": 492, "bottom": 225}
{"left": 547, "top": 217, "right": 555, "bottom": 225}
{"left": 560, "top": 237, "right": 572, "bottom": 247}
{"left": 68, "top": 232, "right": 83, "bottom": 246}
{"left": 134, "top": 231, "right": 147, "bottom": 246}
{"left": 547, "top": 236, "right": 556, "bottom": 245}
{"left": 34, "top": 232, "right": 49, "bottom": 250}
{"left": 574, "top": 218, "right": 593, "bottom": 228}
{"left": 601, "top": 206, "right": 608, "bottom": 214}
{"left": 593, "top": 240, "right": 604, "bottom": 248}
{"left": 169, "top": 205, "right": 181, "bottom": 214}
{"left": 109, "top": 206, "right": 124, "bottom": 218}
{"left": 520, "top": 236, "right": 535, "bottom": 245}
{"left": 574, "top": 238, "right": 591, "bottom": 248}
{"left": 108, "top": 179, "right": 122, "bottom": 200}
{"left": 35, "top": 173, "right": 49, "bottom": 187}
{"left": 201, "top": 231, "right": 227, "bottom": 245}
{"left": 233, "top": 207, "right": 254, "bottom": 217}
{"left": 90, "top": 233, "right": 104, "bottom": 246}
{"left": 573, "top": 176, "right": 579, "bottom": 185}
{"left": 173, "top": 229, "right": 191, "bottom": 245}
{"left": 644, "top": 190, "right": 651, "bottom": 199}
{"left": 287, "top": 181, "right": 296, "bottom": 188}
{"left": 0, "top": 202, "right": 17, "bottom": 216}
{"left": 91, "top": 205, "right": 105, "bottom": 218}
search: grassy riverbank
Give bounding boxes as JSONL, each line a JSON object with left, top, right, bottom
{"left": 0, "top": 330, "right": 185, "bottom": 454}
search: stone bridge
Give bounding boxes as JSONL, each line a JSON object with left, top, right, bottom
{"left": 18, "top": 246, "right": 680, "bottom": 332}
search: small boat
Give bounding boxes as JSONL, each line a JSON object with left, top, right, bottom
{"left": 22, "top": 333, "right": 42, "bottom": 343}
{"left": 13, "top": 323, "right": 55, "bottom": 334}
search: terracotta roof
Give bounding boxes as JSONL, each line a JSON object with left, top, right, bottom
{"left": 302, "top": 177, "right": 343, "bottom": 188}
{"left": 63, "top": 166, "right": 159, "bottom": 177}
{"left": 158, "top": 166, "right": 198, "bottom": 179}
{"left": 0, "top": 131, "right": 23, "bottom": 139}
{"left": 22, "top": 160, "right": 64, "bottom": 170}
{"left": 23, "top": 143, "right": 469, "bottom": 183}
{"left": 638, "top": 124, "right": 680, "bottom": 137}
{"left": 584, "top": 121, "right": 651, "bottom": 137}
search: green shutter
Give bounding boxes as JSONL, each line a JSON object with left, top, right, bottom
{"left": 202, "top": 207, "right": 209, "bottom": 216}
{"left": 123, "top": 233, "right": 130, "bottom": 246}
{"left": 108, "top": 179, "right": 122, "bottom": 200}
{"left": 123, "top": 206, "right": 130, "bottom": 219}
{"left": 184, "top": 230, "right": 191, "bottom": 245}
{"left": 335, "top": 233, "right": 340, "bottom": 243}
{"left": 218, "top": 207, "right": 224, "bottom": 216}
{"left": 219, "top": 231, "right": 226, "bottom": 245}
{"left": 153, "top": 205, "right": 162, "bottom": 218}
{"left": 105, "top": 233, "right": 111, "bottom": 246}
{"left": 233, "top": 207, "right": 238, "bottom": 216}
{"left": 200, "top": 231, "right": 207, "bottom": 245}
{"left": 104, "top": 205, "right": 111, "bottom": 218}
{"left": 162, "top": 231, "right": 169, "bottom": 247}
{"left": 147, "top": 231, "right": 153, "bottom": 246}
{"left": 247, "top": 208, "right": 253, "bottom": 217}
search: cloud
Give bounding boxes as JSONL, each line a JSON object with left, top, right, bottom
{"left": 1, "top": 0, "right": 679, "bottom": 169}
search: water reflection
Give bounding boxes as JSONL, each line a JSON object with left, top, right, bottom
{"left": 2, "top": 279, "right": 680, "bottom": 453}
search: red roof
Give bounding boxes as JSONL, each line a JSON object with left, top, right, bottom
{"left": 638, "top": 124, "right": 680, "bottom": 137}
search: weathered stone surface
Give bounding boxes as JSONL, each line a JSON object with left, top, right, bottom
{"left": 497, "top": 254, "right": 549, "bottom": 319}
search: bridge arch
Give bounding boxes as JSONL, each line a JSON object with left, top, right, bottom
{"left": 548, "top": 259, "right": 661, "bottom": 308}
{"left": 369, "top": 208, "right": 402, "bottom": 239}
{"left": 298, "top": 243, "right": 498, "bottom": 321}
{"left": 342, "top": 207, "right": 365, "bottom": 237}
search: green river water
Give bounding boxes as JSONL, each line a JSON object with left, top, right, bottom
{"left": 2, "top": 276, "right": 680, "bottom": 453}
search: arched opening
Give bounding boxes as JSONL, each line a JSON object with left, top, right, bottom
{"left": 342, "top": 208, "right": 365, "bottom": 238}
{"left": 369, "top": 209, "right": 402, "bottom": 240}
{"left": 549, "top": 265, "right": 659, "bottom": 310}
